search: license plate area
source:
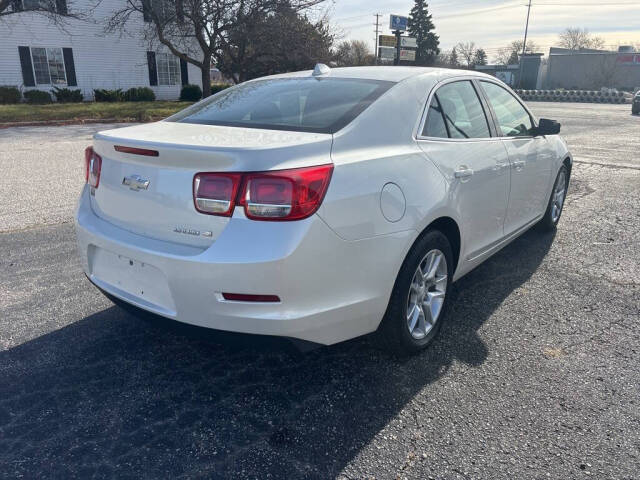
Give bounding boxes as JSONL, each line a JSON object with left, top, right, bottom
{"left": 89, "top": 246, "right": 176, "bottom": 313}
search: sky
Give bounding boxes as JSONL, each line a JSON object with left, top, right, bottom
{"left": 324, "top": 0, "right": 640, "bottom": 61}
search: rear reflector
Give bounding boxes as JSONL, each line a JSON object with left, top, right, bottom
{"left": 193, "top": 164, "right": 333, "bottom": 221}
{"left": 114, "top": 145, "right": 159, "bottom": 157}
{"left": 222, "top": 293, "right": 281, "bottom": 303}
{"left": 84, "top": 146, "right": 102, "bottom": 188}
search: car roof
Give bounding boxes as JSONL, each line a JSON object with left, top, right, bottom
{"left": 261, "top": 66, "right": 495, "bottom": 84}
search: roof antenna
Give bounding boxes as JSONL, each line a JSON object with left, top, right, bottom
{"left": 313, "top": 63, "right": 331, "bottom": 77}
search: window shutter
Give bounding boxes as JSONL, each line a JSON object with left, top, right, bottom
{"left": 176, "top": 0, "right": 184, "bottom": 22}
{"left": 62, "top": 48, "right": 77, "bottom": 86}
{"left": 147, "top": 51, "right": 158, "bottom": 86}
{"left": 142, "top": 0, "right": 151, "bottom": 22}
{"left": 180, "top": 58, "right": 188, "bottom": 85}
{"left": 55, "top": 0, "right": 67, "bottom": 15}
{"left": 18, "top": 46, "right": 35, "bottom": 87}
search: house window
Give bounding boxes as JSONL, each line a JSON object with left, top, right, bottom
{"left": 23, "top": 0, "right": 49, "bottom": 8}
{"left": 156, "top": 53, "right": 180, "bottom": 85}
{"left": 30, "top": 47, "right": 67, "bottom": 85}
{"left": 13, "top": 0, "right": 65, "bottom": 13}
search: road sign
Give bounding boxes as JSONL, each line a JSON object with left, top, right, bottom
{"left": 400, "top": 49, "right": 416, "bottom": 62}
{"left": 379, "top": 35, "right": 397, "bottom": 48}
{"left": 389, "top": 15, "right": 408, "bottom": 31}
{"left": 400, "top": 37, "right": 417, "bottom": 48}
{"left": 379, "top": 46, "right": 396, "bottom": 60}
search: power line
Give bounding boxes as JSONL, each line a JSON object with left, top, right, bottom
{"left": 333, "top": 13, "right": 370, "bottom": 21}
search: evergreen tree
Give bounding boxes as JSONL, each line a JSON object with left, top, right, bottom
{"left": 473, "top": 48, "right": 488, "bottom": 66}
{"left": 449, "top": 47, "right": 459, "bottom": 68}
{"left": 407, "top": 0, "right": 440, "bottom": 66}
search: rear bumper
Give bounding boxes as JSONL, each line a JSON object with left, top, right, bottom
{"left": 75, "top": 186, "right": 414, "bottom": 344}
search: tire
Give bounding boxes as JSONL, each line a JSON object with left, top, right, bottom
{"left": 377, "top": 229, "right": 454, "bottom": 355}
{"left": 539, "top": 165, "right": 569, "bottom": 231}
{"left": 633, "top": 105, "right": 640, "bottom": 115}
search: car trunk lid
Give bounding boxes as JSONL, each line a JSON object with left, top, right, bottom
{"left": 90, "top": 122, "right": 332, "bottom": 247}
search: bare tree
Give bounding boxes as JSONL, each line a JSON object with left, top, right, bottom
{"left": 494, "top": 39, "right": 538, "bottom": 65}
{"left": 558, "top": 27, "right": 606, "bottom": 51}
{"left": 585, "top": 54, "right": 620, "bottom": 89}
{"left": 455, "top": 41, "right": 476, "bottom": 68}
{"left": 334, "top": 39, "right": 373, "bottom": 67}
{"left": 107, "top": 0, "right": 325, "bottom": 97}
{"left": 433, "top": 50, "right": 450, "bottom": 67}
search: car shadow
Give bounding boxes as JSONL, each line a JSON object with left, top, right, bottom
{"left": 0, "top": 229, "right": 556, "bottom": 478}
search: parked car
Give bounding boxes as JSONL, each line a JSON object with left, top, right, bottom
{"left": 633, "top": 91, "right": 640, "bottom": 115}
{"left": 76, "top": 65, "right": 572, "bottom": 354}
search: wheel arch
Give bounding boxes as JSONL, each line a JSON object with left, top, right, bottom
{"left": 410, "top": 216, "right": 461, "bottom": 276}
{"left": 563, "top": 156, "right": 572, "bottom": 180}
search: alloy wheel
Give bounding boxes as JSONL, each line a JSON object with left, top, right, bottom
{"left": 551, "top": 170, "right": 567, "bottom": 223}
{"left": 406, "top": 249, "right": 448, "bottom": 340}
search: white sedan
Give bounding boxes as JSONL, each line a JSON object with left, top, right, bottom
{"left": 76, "top": 65, "right": 571, "bottom": 353}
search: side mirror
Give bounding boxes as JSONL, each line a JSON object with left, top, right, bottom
{"left": 536, "top": 118, "right": 561, "bottom": 136}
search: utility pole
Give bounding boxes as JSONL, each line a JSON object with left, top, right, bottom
{"left": 522, "top": 0, "right": 532, "bottom": 57}
{"left": 394, "top": 30, "right": 401, "bottom": 66}
{"left": 518, "top": 0, "right": 533, "bottom": 87}
{"left": 374, "top": 13, "right": 381, "bottom": 65}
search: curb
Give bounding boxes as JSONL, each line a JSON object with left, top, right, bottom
{"left": 514, "top": 89, "right": 632, "bottom": 104}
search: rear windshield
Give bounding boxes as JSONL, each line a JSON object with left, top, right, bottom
{"left": 167, "top": 77, "right": 395, "bottom": 134}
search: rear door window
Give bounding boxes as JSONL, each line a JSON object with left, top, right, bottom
{"left": 422, "top": 96, "right": 449, "bottom": 138}
{"left": 480, "top": 81, "right": 534, "bottom": 137}
{"left": 423, "top": 81, "right": 491, "bottom": 139}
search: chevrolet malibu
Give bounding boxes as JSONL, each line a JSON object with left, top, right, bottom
{"left": 76, "top": 65, "right": 571, "bottom": 353}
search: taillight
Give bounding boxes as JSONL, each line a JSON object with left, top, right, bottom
{"left": 193, "top": 165, "right": 333, "bottom": 221}
{"left": 84, "top": 146, "right": 102, "bottom": 188}
{"left": 240, "top": 165, "right": 333, "bottom": 220}
{"left": 193, "top": 173, "right": 242, "bottom": 216}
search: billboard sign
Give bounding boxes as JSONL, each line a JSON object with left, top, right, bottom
{"left": 617, "top": 53, "right": 640, "bottom": 65}
{"left": 400, "top": 37, "right": 417, "bottom": 48}
{"left": 379, "top": 35, "right": 397, "bottom": 48}
{"left": 379, "top": 46, "right": 396, "bottom": 60}
{"left": 390, "top": 15, "right": 408, "bottom": 31}
{"left": 400, "top": 49, "right": 416, "bottom": 62}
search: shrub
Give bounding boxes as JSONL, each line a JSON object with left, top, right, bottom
{"left": 94, "top": 88, "right": 123, "bottom": 102}
{"left": 24, "top": 89, "right": 52, "bottom": 104}
{"left": 180, "top": 84, "right": 202, "bottom": 101}
{"left": 123, "top": 87, "right": 156, "bottom": 102}
{"left": 0, "top": 86, "right": 21, "bottom": 104}
{"left": 211, "top": 83, "right": 232, "bottom": 95}
{"left": 52, "top": 87, "right": 83, "bottom": 103}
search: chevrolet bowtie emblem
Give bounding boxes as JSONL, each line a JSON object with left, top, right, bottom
{"left": 122, "top": 175, "right": 150, "bottom": 191}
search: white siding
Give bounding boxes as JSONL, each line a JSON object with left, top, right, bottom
{"left": 0, "top": 0, "right": 202, "bottom": 100}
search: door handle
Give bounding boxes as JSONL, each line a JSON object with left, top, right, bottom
{"left": 512, "top": 160, "right": 525, "bottom": 170}
{"left": 454, "top": 167, "right": 474, "bottom": 179}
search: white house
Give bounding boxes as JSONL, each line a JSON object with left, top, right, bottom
{"left": 0, "top": 0, "right": 203, "bottom": 100}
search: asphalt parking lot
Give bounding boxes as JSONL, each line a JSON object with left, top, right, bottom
{"left": 1, "top": 103, "right": 639, "bottom": 479}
